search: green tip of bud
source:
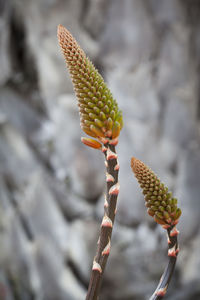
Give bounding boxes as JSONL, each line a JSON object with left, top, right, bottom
{"left": 107, "top": 117, "right": 113, "bottom": 131}
{"left": 112, "top": 121, "right": 121, "bottom": 139}
{"left": 174, "top": 208, "right": 182, "bottom": 220}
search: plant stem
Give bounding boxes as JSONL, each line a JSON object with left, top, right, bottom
{"left": 86, "top": 141, "right": 120, "bottom": 300}
{"left": 150, "top": 225, "right": 179, "bottom": 300}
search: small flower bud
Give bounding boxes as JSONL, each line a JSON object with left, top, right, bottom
{"left": 81, "top": 137, "right": 102, "bottom": 149}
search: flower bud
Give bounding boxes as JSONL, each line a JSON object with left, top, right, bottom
{"left": 81, "top": 137, "right": 102, "bottom": 149}
{"left": 57, "top": 25, "right": 123, "bottom": 139}
{"left": 131, "top": 157, "right": 181, "bottom": 226}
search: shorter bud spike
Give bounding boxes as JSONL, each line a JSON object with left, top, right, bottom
{"left": 131, "top": 157, "right": 181, "bottom": 227}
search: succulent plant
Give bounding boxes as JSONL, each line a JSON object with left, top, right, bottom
{"left": 131, "top": 157, "right": 181, "bottom": 227}
{"left": 57, "top": 25, "right": 123, "bottom": 143}
{"left": 57, "top": 24, "right": 181, "bottom": 300}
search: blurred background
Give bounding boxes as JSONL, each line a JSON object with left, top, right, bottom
{"left": 0, "top": 0, "right": 200, "bottom": 299}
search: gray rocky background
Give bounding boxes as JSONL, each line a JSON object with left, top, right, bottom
{"left": 0, "top": 0, "right": 200, "bottom": 299}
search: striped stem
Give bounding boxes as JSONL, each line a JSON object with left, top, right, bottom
{"left": 150, "top": 225, "right": 179, "bottom": 300}
{"left": 86, "top": 140, "right": 119, "bottom": 300}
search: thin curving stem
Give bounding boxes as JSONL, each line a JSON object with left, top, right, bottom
{"left": 150, "top": 225, "right": 179, "bottom": 300}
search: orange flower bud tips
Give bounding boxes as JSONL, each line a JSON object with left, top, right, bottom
{"left": 81, "top": 137, "right": 102, "bottom": 149}
{"left": 90, "top": 125, "right": 105, "bottom": 137}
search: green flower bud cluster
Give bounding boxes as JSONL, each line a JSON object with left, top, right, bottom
{"left": 131, "top": 157, "right": 181, "bottom": 226}
{"left": 57, "top": 25, "right": 123, "bottom": 139}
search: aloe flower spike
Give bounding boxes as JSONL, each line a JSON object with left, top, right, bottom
{"left": 57, "top": 24, "right": 123, "bottom": 143}
{"left": 131, "top": 157, "right": 181, "bottom": 300}
{"left": 131, "top": 157, "right": 181, "bottom": 227}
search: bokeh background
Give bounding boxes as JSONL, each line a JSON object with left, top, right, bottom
{"left": 0, "top": 0, "right": 200, "bottom": 299}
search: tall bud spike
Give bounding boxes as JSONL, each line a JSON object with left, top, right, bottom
{"left": 57, "top": 25, "right": 123, "bottom": 140}
{"left": 131, "top": 157, "right": 181, "bottom": 227}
